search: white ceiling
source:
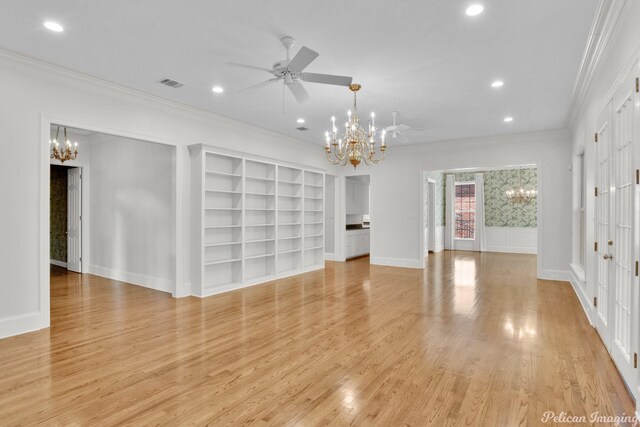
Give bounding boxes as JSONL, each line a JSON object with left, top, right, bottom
{"left": 3, "top": 0, "right": 597, "bottom": 145}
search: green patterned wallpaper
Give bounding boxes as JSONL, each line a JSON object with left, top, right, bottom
{"left": 482, "top": 168, "right": 537, "bottom": 227}
{"left": 50, "top": 165, "right": 69, "bottom": 262}
{"left": 430, "top": 168, "right": 537, "bottom": 228}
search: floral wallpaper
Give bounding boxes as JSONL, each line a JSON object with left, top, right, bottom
{"left": 444, "top": 168, "right": 537, "bottom": 228}
{"left": 483, "top": 168, "right": 537, "bottom": 227}
{"left": 50, "top": 165, "right": 69, "bottom": 262}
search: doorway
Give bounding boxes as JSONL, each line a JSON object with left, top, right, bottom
{"left": 43, "top": 122, "right": 179, "bottom": 330}
{"left": 345, "top": 175, "right": 370, "bottom": 260}
{"left": 425, "top": 178, "right": 436, "bottom": 256}
{"left": 50, "top": 165, "right": 82, "bottom": 273}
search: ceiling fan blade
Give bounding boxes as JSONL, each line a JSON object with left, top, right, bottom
{"left": 238, "top": 78, "right": 280, "bottom": 93}
{"left": 288, "top": 47, "right": 319, "bottom": 72}
{"left": 301, "top": 72, "right": 352, "bottom": 87}
{"left": 395, "top": 124, "right": 411, "bottom": 133}
{"left": 288, "top": 81, "right": 310, "bottom": 103}
{"left": 385, "top": 125, "right": 400, "bottom": 132}
{"left": 226, "top": 61, "right": 273, "bottom": 73}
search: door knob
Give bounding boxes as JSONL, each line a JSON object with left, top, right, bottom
{"left": 603, "top": 254, "right": 613, "bottom": 260}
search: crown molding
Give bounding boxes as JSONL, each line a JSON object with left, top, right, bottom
{"left": 566, "top": 0, "right": 630, "bottom": 129}
{"left": 0, "top": 47, "right": 319, "bottom": 151}
{"left": 392, "top": 128, "right": 570, "bottom": 153}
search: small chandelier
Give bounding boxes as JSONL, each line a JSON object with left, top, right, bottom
{"left": 505, "top": 168, "right": 537, "bottom": 203}
{"left": 324, "top": 84, "right": 386, "bottom": 168}
{"left": 50, "top": 126, "right": 78, "bottom": 163}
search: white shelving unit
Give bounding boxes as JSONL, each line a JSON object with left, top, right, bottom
{"left": 303, "top": 171, "right": 325, "bottom": 269}
{"left": 277, "top": 165, "right": 303, "bottom": 275}
{"left": 190, "top": 145, "right": 325, "bottom": 297}
{"left": 244, "top": 160, "right": 276, "bottom": 282}
{"left": 201, "top": 153, "right": 243, "bottom": 294}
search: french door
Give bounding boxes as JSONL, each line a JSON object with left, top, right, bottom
{"left": 594, "top": 70, "right": 639, "bottom": 398}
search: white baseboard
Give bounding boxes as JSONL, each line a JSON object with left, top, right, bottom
{"left": 195, "top": 264, "right": 325, "bottom": 298}
{"left": 324, "top": 252, "right": 335, "bottom": 261}
{"left": 0, "top": 311, "right": 42, "bottom": 340}
{"left": 90, "top": 265, "right": 173, "bottom": 294}
{"left": 486, "top": 245, "right": 536, "bottom": 254}
{"left": 569, "top": 268, "right": 594, "bottom": 326}
{"left": 50, "top": 259, "right": 67, "bottom": 268}
{"left": 172, "top": 282, "right": 192, "bottom": 298}
{"left": 370, "top": 256, "right": 423, "bottom": 269}
{"left": 538, "top": 269, "right": 571, "bottom": 281}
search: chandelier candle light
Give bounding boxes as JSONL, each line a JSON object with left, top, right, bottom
{"left": 325, "top": 84, "right": 386, "bottom": 168}
{"left": 505, "top": 168, "right": 537, "bottom": 203}
{"left": 50, "top": 126, "right": 78, "bottom": 163}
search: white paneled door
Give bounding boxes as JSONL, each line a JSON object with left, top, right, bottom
{"left": 67, "top": 168, "right": 82, "bottom": 273}
{"left": 594, "top": 72, "right": 639, "bottom": 399}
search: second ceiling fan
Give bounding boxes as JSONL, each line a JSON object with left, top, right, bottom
{"left": 227, "top": 37, "right": 353, "bottom": 103}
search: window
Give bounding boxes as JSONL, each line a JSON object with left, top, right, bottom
{"left": 455, "top": 182, "right": 476, "bottom": 239}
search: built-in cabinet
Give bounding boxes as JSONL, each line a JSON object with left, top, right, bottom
{"left": 346, "top": 229, "right": 370, "bottom": 258}
{"left": 346, "top": 180, "right": 369, "bottom": 215}
{"left": 189, "top": 145, "right": 325, "bottom": 297}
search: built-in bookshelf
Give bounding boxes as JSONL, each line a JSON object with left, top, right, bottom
{"left": 303, "top": 171, "right": 325, "bottom": 268}
{"left": 190, "top": 145, "right": 325, "bottom": 297}
{"left": 202, "top": 153, "right": 243, "bottom": 293}
{"left": 277, "top": 165, "right": 303, "bottom": 275}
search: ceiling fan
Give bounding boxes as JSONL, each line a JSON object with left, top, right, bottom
{"left": 384, "top": 111, "right": 426, "bottom": 141}
{"left": 227, "top": 37, "right": 353, "bottom": 103}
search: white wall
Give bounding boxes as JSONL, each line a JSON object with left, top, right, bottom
{"left": 570, "top": 0, "right": 640, "bottom": 316}
{"left": 344, "top": 129, "right": 572, "bottom": 277}
{"left": 568, "top": 0, "right": 640, "bottom": 406}
{"left": 324, "top": 174, "right": 336, "bottom": 257}
{"left": 89, "top": 134, "right": 175, "bottom": 293}
{"left": 0, "top": 49, "right": 334, "bottom": 339}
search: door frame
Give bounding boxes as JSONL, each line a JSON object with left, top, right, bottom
{"left": 425, "top": 178, "right": 436, "bottom": 255}
{"left": 419, "top": 165, "right": 543, "bottom": 275}
{"left": 66, "top": 166, "right": 83, "bottom": 273}
{"left": 49, "top": 163, "right": 88, "bottom": 271}
{"left": 40, "top": 114, "right": 184, "bottom": 330}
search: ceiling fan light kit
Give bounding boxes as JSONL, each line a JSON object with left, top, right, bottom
{"left": 227, "top": 37, "right": 353, "bottom": 104}
{"left": 324, "top": 84, "right": 387, "bottom": 169}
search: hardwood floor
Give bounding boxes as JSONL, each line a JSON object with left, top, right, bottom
{"left": 0, "top": 253, "right": 635, "bottom": 425}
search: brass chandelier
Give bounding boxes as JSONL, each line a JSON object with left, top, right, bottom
{"left": 324, "top": 84, "right": 386, "bottom": 168}
{"left": 50, "top": 126, "right": 78, "bottom": 163}
{"left": 505, "top": 168, "right": 536, "bottom": 203}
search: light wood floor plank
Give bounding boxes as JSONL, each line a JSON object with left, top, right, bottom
{"left": 0, "top": 251, "right": 635, "bottom": 425}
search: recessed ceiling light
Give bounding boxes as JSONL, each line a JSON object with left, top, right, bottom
{"left": 296, "top": 118, "right": 305, "bottom": 124}
{"left": 504, "top": 116, "right": 514, "bottom": 122}
{"left": 465, "top": 4, "right": 484, "bottom": 16}
{"left": 44, "top": 21, "right": 64, "bottom": 32}
{"left": 491, "top": 80, "right": 504, "bottom": 88}
{"left": 211, "top": 86, "right": 224, "bottom": 94}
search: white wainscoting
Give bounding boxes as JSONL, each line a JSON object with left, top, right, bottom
{"left": 486, "top": 227, "right": 537, "bottom": 254}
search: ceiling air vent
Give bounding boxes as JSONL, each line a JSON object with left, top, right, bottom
{"left": 296, "top": 126, "right": 310, "bottom": 131}
{"left": 158, "top": 78, "right": 184, "bottom": 89}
